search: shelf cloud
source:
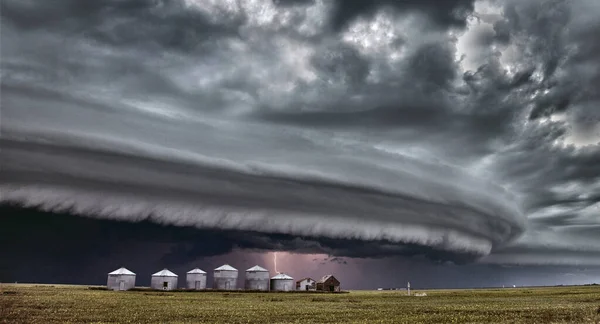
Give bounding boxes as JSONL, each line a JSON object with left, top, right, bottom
{"left": 1, "top": 130, "right": 523, "bottom": 260}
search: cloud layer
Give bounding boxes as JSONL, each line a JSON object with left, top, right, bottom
{"left": 0, "top": 127, "right": 522, "bottom": 259}
{"left": 1, "top": 0, "right": 599, "bottom": 266}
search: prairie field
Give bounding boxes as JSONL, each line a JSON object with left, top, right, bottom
{"left": 1, "top": 284, "right": 599, "bottom": 323}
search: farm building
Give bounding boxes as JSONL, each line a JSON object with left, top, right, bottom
{"left": 186, "top": 268, "right": 207, "bottom": 290}
{"left": 106, "top": 267, "right": 136, "bottom": 291}
{"left": 213, "top": 264, "right": 238, "bottom": 290}
{"left": 245, "top": 265, "right": 270, "bottom": 291}
{"left": 316, "top": 275, "right": 340, "bottom": 292}
{"left": 270, "top": 273, "right": 294, "bottom": 291}
{"left": 296, "top": 277, "right": 316, "bottom": 291}
{"left": 151, "top": 269, "right": 178, "bottom": 290}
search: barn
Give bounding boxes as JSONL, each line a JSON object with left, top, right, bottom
{"left": 245, "top": 265, "right": 270, "bottom": 291}
{"left": 295, "top": 277, "right": 316, "bottom": 291}
{"left": 186, "top": 268, "right": 207, "bottom": 290}
{"left": 213, "top": 264, "right": 238, "bottom": 290}
{"left": 270, "top": 273, "right": 294, "bottom": 291}
{"left": 151, "top": 269, "right": 178, "bottom": 290}
{"left": 316, "top": 275, "right": 340, "bottom": 292}
{"left": 107, "top": 267, "right": 136, "bottom": 291}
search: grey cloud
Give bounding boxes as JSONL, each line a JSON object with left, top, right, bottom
{"left": 1, "top": 0, "right": 599, "bottom": 270}
{"left": 0, "top": 0, "right": 166, "bottom": 46}
{"left": 1, "top": 0, "right": 240, "bottom": 52}
{"left": 408, "top": 42, "right": 458, "bottom": 90}
{"left": 0, "top": 132, "right": 523, "bottom": 260}
{"left": 498, "top": 0, "right": 600, "bottom": 132}
{"left": 481, "top": 124, "right": 600, "bottom": 263}
{"left": 310, "top": 42, "right": 369, "bottom": 86}
{"left": 492, "top": 19, "right": 511, "bottom": 44}
{"left": 468, "top": 0, "right": 600, "bottom": 267}
{"left": 327, "top": 0, "right": 475, "bottom": 31}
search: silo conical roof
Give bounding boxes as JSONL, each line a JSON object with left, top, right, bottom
{"left": 187, "top": 268, "right": 206, "bottom": 274}
{"left": 271, "top": 273, "right": 293, "bottom": 280}
{"left": 108, "top": 267, "right": 135, "bottom": 275}
{"left": 152, "top": 269, "right": 178, "bottom": 277}
{"left": 215, "top": 264, "right": 237, "bottom": 271}
{"left": 246, "top": 265, "right": 268, "bottom": 272}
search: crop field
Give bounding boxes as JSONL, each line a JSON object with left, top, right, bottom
{"left": 1, "top": 284, "right": 600, "bottom": 323}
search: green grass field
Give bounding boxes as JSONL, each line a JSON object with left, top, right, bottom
{"left": 1, "top": 284, "right": 599, "bottom": 323}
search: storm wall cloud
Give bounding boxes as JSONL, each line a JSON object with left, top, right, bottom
{"left": 1, "top": 0, "right": 599, "bottom": 281}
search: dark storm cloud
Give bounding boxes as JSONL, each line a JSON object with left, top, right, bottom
{"left": 0, "top": 204, "right": 234, "bottom": 284}
{"left": 310, "top": 42, "right": 370, "bottom": 86}
{"left": 327, "top": 0, "right": 475, "bottom": 31}
{"left": 408, "top": 42, "right": 458, "bottom": 89}
{"left": 0, "top": 0, "right": 240, "bottom": 52}
{"left": 496, "top": 0, "right": 600, "bottom": 128}
{"left": 0, "top": 204, "right": 480, "bottom": 284}
{"left": 0, "top": 134, "right": 522, "bottom": 259}
{"left": 1, "top": 0, "right": 599, "bottom": 272}
{"left": 466, "top": 0, "right": 600, "bottom": 264}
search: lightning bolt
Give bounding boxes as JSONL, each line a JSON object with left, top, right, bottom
{"left": 273, "top": 252, "right": 279, "bottom": 274}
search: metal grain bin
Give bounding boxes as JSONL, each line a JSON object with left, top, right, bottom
{"left": 107, "top": 267, "right": 136, "bottom": 291}
{"left": 213, "top": 264, "right": 238, "bottom": 290}
{"left": 270, "top": 273, "right": 294, "bottom": 291}
{"left": 186, "top": 268, "right": 207, "bottom": 290}
{"left": 151, "top": 269, "right": 178, "bottom": 290}
{"left": 244, "top": 265, "right": 269, "bottom": 291}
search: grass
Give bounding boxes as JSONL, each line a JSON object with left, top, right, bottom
{"left": 1, "top": 284, "right": 599, "bottom": 323}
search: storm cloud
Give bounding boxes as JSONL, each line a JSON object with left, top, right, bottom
{"left": 1, "top": 0, "right": 599, "bottom": 278}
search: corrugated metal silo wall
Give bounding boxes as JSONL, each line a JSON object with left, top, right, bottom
{"left": 107, "top": 274, "right": 118, "bottom": 290}
{"left": 150, "top": 276, "right": 179, "bottom": 290}
{"left": 107, "top": 274, "right": 136, "bottom": 291}
{"left": 213, "top": 270, "right": 238, "bottom": 290}
{"left": 186, "top": 273, "right": 207, "bottom": 289}
{"left": 123, "top": 275, "right": 136, "bottom": 290}
{"left": 244, "top": 271, "right": 270, "bottom": 291}
{"left": 270, "top": 279, "right": 294, "bottom": 291}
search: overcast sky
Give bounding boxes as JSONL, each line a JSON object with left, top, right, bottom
{"left": 1, "top": 0, "right": 599, "bottom": 288}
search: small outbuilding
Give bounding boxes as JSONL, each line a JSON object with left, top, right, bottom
{"left": 245, "top": 265, "right": 270, "bottom": 291}
{"left": 296, "top": 277, "right": 316, "bottom": 291}
{"left": 186, "top": 268, "right": 207, "bottom": 290}
{"left": 316, "top": 275, "right": 340, "bottom": 292}
{"left": 270, "top": 273, "right": 294, "bottom": 291}
{"left": 151, "top": 269, "right": 178, "bottom": 290}
{"left": 213, "top": 264, "right": 238, "bottom": 290}
{"left": 107, "top": 267, "right": 136, "bottom": 291}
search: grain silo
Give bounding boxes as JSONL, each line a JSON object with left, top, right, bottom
{"left": 151, "top": 269, "right": 178, "bottom": 290}
{"left": 244, "top": 265, "right": 270, "bottom": 291}
{"left": 213, "top": 264, "right": 238, "bottom": 290}
{"left": 186, "top": 268, "right": 207, "bottom": 290}
{"left": 107, "top": 267, "right": 136, "bottom": 291}
{"left": 270, "top": 273, "right": 294, "bottom": 291}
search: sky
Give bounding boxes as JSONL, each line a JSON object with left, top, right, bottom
{"left": 1, "top": 0, "right": 599, "bottom": 289}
